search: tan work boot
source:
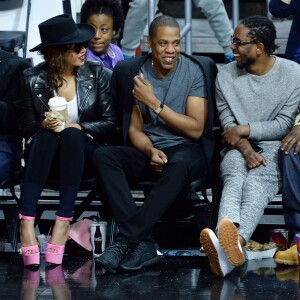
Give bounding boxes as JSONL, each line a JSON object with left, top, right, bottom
{"left": 274, "top": 245, "right": 298, "bottom": 265}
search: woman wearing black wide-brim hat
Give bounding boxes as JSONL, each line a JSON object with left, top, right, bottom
{"left": 19, "top": 14, "right": 116, "bottom": 267}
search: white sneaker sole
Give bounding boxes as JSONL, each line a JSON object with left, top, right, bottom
{"left": 200, "top": 228, "right": 234, "bottom": 277}
{"left": 218, "top": 218, "right": 245, "bottom": 266}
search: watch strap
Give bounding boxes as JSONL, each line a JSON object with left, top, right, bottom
{"left": 153, "top": 103, "right": 164, "bottom": 115}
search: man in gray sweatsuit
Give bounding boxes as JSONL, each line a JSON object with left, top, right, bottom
{"left": 200, "top": 15, "right": 300, "bottom": 277}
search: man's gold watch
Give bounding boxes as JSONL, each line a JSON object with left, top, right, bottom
{"left": 153, "top": 103, "right": 164, "bottom": 115}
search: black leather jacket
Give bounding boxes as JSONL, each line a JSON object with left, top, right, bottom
{"left": 21, "top": 60, "right": 116, "bottom": 144}
{"left": 0, "top": 50, "right": 31, "bottom": 144}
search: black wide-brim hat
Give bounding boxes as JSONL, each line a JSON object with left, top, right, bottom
{"left": 30, "top": 14, "right": 95, "bottom": 52}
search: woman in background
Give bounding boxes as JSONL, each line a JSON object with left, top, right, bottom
{"left": 80, "top": 0, "right": 124, "bottom": 69}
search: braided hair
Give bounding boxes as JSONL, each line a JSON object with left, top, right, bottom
{"left": 80, "top": 0, "right": 124, "bottom": 32}
{"left": 240, "top": 15, "right": 278, "bottom": 55}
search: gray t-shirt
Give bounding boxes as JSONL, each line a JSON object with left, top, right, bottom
{"left": 136, "top": 55, "right": 207, "bottom": 149}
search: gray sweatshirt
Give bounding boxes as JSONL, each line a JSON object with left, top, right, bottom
{"left": 216, "top": 56, "right": 300, "bottom": 145}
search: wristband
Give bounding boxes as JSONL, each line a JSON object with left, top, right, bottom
{"left": 153, "top": 103, "right": 164, "bottom": 115}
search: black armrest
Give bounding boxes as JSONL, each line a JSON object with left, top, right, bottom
{"left": 0, "top": 167, "right": 23, "bottom": 189}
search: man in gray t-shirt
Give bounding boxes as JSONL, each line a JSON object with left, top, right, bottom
{"left": 93, "top": 15, "right": 216, "bottom": 274}
{"left": 137, "top": 55, "right": 207, "bottom": 149}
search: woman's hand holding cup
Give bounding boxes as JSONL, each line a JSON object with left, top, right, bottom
{"left": 45, "top": 97, "right": 68, "bottom": 132}
{"left": 41, "top": 115, "right": 62, "bottom": 131}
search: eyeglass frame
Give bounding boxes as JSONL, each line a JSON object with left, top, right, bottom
{"left": 231, "top": 36, "right": 258, "bottom": 47}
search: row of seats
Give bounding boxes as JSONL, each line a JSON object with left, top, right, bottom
{"left": 0, "top": 29, "right": 283, "bottom": 253}
{"left": 0, "top": 31, "right": 26, "bottom": 56}
{"left": 0, "top": 145, "right": 222, "bottom": 252}
{"left": 0, "top": 44, "right": 223, "bottom": 252}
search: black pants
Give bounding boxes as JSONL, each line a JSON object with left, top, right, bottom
{"left": 20, "top": 128, "right": 98, "bottom": 218}
{"left": 93, "top": 143, "right": 207, "bottom": 246}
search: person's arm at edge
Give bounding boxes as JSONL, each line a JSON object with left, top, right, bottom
{"left": 281, "top": 113, "right": 300, "bottom": 154}
{"left": 269, "top": 0, "right": 294, "bottom": 18}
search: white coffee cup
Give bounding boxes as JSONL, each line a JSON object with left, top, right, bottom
{"left": 47, "top": 97, "right": 67, "bottom": 132}
{"left": 48, "top": 96, "right": 67, "bottom": 111}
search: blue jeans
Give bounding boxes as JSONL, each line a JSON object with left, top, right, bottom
{"left": 0, "top": 141, "right": 22, "bottom": 182}
{"left": 278, "top": 148, "right": 300, "bottom": 236}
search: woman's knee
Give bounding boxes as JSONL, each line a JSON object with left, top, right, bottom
{"left": 27, "top": 130, "right": 59, "bottom": 158}
{"left": 60, "top": 127, "right": 84, "bottom": 144}
{"left": 33, "top": 129, "right": 58, "bottom": 144}
{"left": 60, "top": 127, "right": 83, "bottom": 138}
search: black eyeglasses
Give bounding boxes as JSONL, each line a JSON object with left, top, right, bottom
{"left": 66, "top": 42, "right": 89, "bottom": 53}
{"left": 231, "top": 37, "right": 257, "bottom": 47}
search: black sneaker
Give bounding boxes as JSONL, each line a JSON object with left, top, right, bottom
{"left": 95, "top": 240, "right": 129, "bottom": 274}
{"left": 119, "top": 241, "right": 160, "bottom": 271}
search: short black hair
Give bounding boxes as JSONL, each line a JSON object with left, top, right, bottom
{"left": 80, "top": 0, "right": 124, "bottom": 32}
{"left": 240, "top": 15, "right": 278, "bottom": 55}
{"left": 149, "top": 15, "right": 180, "bottom": 40}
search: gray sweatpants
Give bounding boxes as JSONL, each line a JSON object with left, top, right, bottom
{"left": 217, "top": 144, "right": 281, "bottom": 242}
{"left": 193, "top": 0, "right": 233, "bottom": 55}
{"left": 121, "top": 0, "right": 233, "bottom": 56}
{"left": 121, "top": 0, "right": 159, "bottom": 56}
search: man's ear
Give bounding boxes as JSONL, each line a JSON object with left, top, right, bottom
{"left": 256, "top": 43, "right": 264, "bottom": 55}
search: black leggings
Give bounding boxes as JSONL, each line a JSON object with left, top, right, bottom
{"left": 20, "top": 128, "right": 98, "bottom": 218}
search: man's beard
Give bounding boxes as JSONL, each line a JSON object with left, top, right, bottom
{"left": 236, "top": 57, "right": 255, "bottom": 69}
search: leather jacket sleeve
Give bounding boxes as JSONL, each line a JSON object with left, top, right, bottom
{"left": 20, "top": 65, "right": 51, "bottom": 140}
{"left": 77, "top": 62, "right": 116, "bottom": 143}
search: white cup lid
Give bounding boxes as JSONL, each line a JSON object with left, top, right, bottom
{"left": 48, "top": 97, "right": 67, "bottom": 107}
